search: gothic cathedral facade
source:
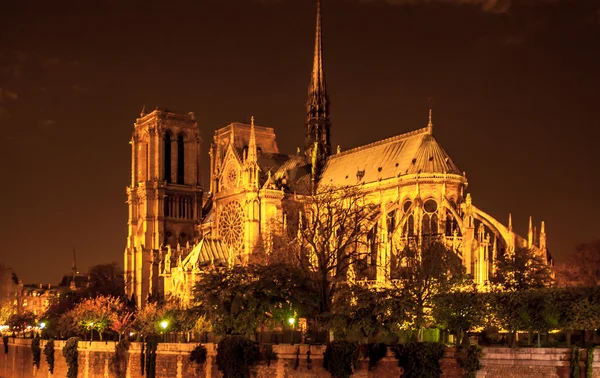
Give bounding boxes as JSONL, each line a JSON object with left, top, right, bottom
{"left": 124, "top": 0, "right": 550, "bottom": 307}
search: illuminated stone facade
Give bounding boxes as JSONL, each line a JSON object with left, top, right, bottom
{"left": 125, "top": 1, "right": 550, "bottom": 306}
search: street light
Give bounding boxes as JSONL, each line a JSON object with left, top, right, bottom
{"left": 39, "top": 322, "right": 46, "bottom": 329}
{"left": 89, "top": 322, "right": 94, "bottom": 341}
{"left": 159, "top": 320, "right": 169, "bottom": 343}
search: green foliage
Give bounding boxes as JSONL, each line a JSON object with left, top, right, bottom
{"left": 365, "top": 343, "right": 387, "bottom": 370}
{"left": 433, "top": 285, "right": 486, "bottom": 344}
{"left": 491, "top": 247, "right": 554, "bottom": 291}
{"left": 216, "top": 336, "right": 261, "bottom": 378}
{"left": 110, "top": 339, "right": 130, "bottom": 378}
{"left": 195, "top": 264, "right": 318, "bottom": 336}
{"left": 393, "top": 239, "right": 468, "bottom": 338}
{"left": 391, "top": 342, "right": 445, "bottom": 378}
{"left": 2, "top": 335, "right": 8, "bottom": 354}
{"left": 457, "top": 345, "right": 482, "bottom": 378}
{"left": 330, "top": 284, "right": 409, "bottom": 340}
{"left": 7, "top": 312, "right": 36, "bottom": 336}
{"left": 586, "top": 347, "right": 596, "bottom": 378}
{"left": 571, "top": 347, "right": 581, "bottom": 378}
{"left": 31, "top": 336, "right": 41, "bottom": 369}
{"left": 145, "top": 339, "right": 158, "bottom": 378}
{"left": 62, "top": 337, "right": 80, "bottom": 378}
{"left": 190, "top": 344, "right": 207, "bottom": 365}
{"left": 323, "top": 341, "right": 360, "bottom": 378}
{"left": 43, "top": 339, "right": 55, "bottom": 374}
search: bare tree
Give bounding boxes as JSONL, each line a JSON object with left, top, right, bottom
{"left": 555, "top": 240, "right": 600, "bottom": 287}
{"left": 277, "top": 185, "right": 379, "bottom": 315}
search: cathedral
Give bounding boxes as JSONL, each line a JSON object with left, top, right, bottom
{"left": 124, "top": 0, "right": 550, "bottom": 307}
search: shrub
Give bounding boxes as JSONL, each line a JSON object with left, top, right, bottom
{"left": 216, "top": 336, "right": 261, "bottom": 378}
{"left": 145, "top": 340, "right": 158, "bottom": 378}
{"left": 571, "top": 347, "right": 580, "bottom": 378}
{"left": 110, "top": 339, "right": 130, "bottom": 378}
{"left": 391, "top": 342, "right": 445, "bottom": 378}
{"left": 261, "top": 344, "right": 276, "bottom": 367}
{"left": 31, "top": 337, "right": 41, "bottom": 369}
{"left": 2, "top": 335, "right": 8, "bottom": 354}
{"left": 43, "top": 339, "right": 55, "bottom": 374}
{"left": 457, "top": 345, "right": 482, "bottom": 378}
{"left": 62, "top": 337, "right": 80, "bottom": 378}
{"left": 365, "top": 343, "right": 387, "bottom": 370}
{"left": 323, "top": 341, "right": 360, "bottom": 378}
{"left": 190, "top": 344, "right": 207, "bottom": 365}
{"left": 586, "top": 347, "right": 596, "bottom": 378}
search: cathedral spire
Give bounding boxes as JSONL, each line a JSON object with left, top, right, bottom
{"left": 305, "top": 0, "right": 331, "bottom": 163}
{"left": 248, "top": 116, "right": 257, "bottom": 163}
{"left": 508, "top": 213, "right": 513, "bottom": 232}
{"left": 427, "top": 108, "right": 433, "bottom": 135}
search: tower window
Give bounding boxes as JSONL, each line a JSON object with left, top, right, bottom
{"left": 177, "top": 134, "right": 185, "bottom": 184}
{"left": 164, "top": 133, "right": 172, "bottom": 183}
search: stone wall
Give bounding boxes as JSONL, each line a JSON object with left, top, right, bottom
{"left": 1, "top": 338, "right": 600, "bottom": 378}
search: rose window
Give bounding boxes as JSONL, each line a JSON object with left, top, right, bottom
{"left": 218, "top": 201, "right": 245, "bottom": 255}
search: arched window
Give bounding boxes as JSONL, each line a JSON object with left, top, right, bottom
{"left": 164, "top": 132, "right": 172, "bottom": 183}
{"left": 177, "top": 134, "right": 185, "bottom": 184}
{"left": 422, "top": 214, "right": 431, "bottom": 235}
{"left": 407, "top": 214, "right": 414, "bottom": 236}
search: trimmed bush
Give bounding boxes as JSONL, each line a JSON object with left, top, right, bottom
{"left": 216, "top": 335, "right": 261, "bottom": 378}
{"left": 391, "top": 342, "right": 445, "bottom": 378}
{"left": 31, "top": 337, "right": 41, "bottom": 369}
{"left": 570, "top": 347, "right": 580, "bottom": 378}
{"left": 145, "top": 340, "right": 158, "bottom": 378}
{"left": 110, "top": 339, "right": 130, "bottom": 378}
{"left": 62, "top": 337, "right": 80, "bottom": 378}
{"left": 323, "top": 341, "right": 360, "bottom": 378}
{"left": 43, "top": 339, "right": 55, "bottom": 374}
{"left": 190, "top": 344, "right": 207, "bottom": 365}
{"left": 457, "top": 345, "right": 482, "bottom": 378}
{"left": 366, "top": 343, "right": 387, "bottom": 370}
{"left": 586, "top": 347, "right": 596, "bottom": 378}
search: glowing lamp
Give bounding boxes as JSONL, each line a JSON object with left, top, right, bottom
{"left": 160, "top": 320, "right": 169, "bottom": 330}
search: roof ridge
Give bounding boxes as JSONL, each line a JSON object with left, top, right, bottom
{"left": 329, "top": 126, "right": 429, "bottom": 160}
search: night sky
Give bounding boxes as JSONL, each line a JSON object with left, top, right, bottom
{"left": 1, "top": 0, "right": 599, "bottom": 284}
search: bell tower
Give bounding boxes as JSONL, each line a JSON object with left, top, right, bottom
{"left": 124, "top": 108, "right": 203, "bottom": 308}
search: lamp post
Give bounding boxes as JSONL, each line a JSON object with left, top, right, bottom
{"left": 288, "top": 317, "right": 295, "bottom": 345}
{"left": 89, "top": 322, "right": 94, "bottom": 341}
{"left": 159, "top": 320, "right": 169, "bottom": 343}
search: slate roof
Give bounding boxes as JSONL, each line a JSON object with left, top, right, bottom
{"left": 319, "top": 127, "right": 462, "bottom": 186}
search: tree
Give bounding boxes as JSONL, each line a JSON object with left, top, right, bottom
{"left": 277, "top": 186, "right": 379, "bottom": 317}
{"left": 194, "top": 263, "right": 318, "bottom": 336}
{"left": 0, "top": 265, "right": 18, "bottom": 325}
{"left": 555, "top": 240, "right": 600, "bottom": 287}
{"left": 432, "top": 284, "right": 486, "bottom": 345}
{"left": 85, "top": 263, "right": 125, "bottom": 298}
{"left": 491, "top": 247, "right": 553, "bottom": 291}
{"left": 62, "top": 295, "right": 122, "bottom": 340}
{"left": 7, "top": 312, "right": 36, "bottom": 337}
{"left": 329, "top": 283, "right": 409, "bottom": 342}
{"left": 392, "top": 239, "right": 468, "bottom": 340}
{"left": 110, "top": 310, "right": 134, "bottom": 342}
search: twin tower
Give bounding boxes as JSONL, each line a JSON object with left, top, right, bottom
{"left": 124, "top": 0, "right": 331, "bottom": 305}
